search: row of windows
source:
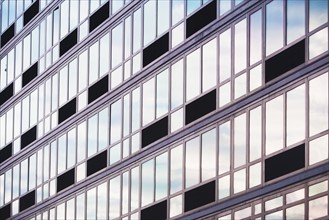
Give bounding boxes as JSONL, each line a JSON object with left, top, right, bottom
{"left": 3, "top": 126, "right": 327, "bottom": 219}
{"left": 1, "top": 1, "right": 328, "bottom": 161}
{"left": 0, "top": 0, "right": 132, "bottom": 93}
{"left": 1, "top": 69, "right": 328, "bottom": 216}
{"left": 216, "top": 177, "right": 329, "bottom": 220}
{"left": 0, "top": 0, "right": 50, "bottom": 34}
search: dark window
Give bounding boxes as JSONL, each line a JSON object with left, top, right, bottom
{"left": 1, "top": 23, "right": 15, "bottom": 48}
{"left": 265, "top": 39, "right": 305, "bottom": 83}
{"left": 87, "top": 150, "right": 107, "bottom": 176}
{"left": 265, "top": 143, "right": 305, "bottom": 182}
{"left": 59, "top": 28, "right": 77, "bottom": 56}
{"left": 0, "top": 203, "right": 11, "bottom": 219}
{"left": 57, "top": 168, "right": 75, "bottom": 192}
{"left": 142, "top": 116, "right": 168, "bottom": 148}
{"left": 0, "top": 143, "right": 12, "bottom": 164}
{"left": 143, "top": 32, "right": 169, "bottom": 67}
{"left": 89, "top": 2, "right": 109, "bottom": 32}
{"left": 23, "top": 0, "right": 39, "bottom": 26}
{"left": 21, "top": 126, "right": 37, "bottom": 150}
{"left": 58, "top": 98, "right": 76, "bottom": 124}
{"left": 141, "top": 200, "right": 167, "bottom": 220}
{"left": 22, "top": 62, "right": 38, "bottom": 87}
{"left": 88, "top": 75, "right": 109, "bottom": 104}
{"left": 184, "top": 180, "right": 216, "bottom": 212}
{"left": 185, "top": 89, "right": 216, "bottom": 125}
{"left": 0, "top": 82, "right": 14, "bottom": 107}
{"left": 186, "top": 0, "right": 217, "bottom": 38}
{"left": 19, "top": 190, "right": 35, "bottom": 212}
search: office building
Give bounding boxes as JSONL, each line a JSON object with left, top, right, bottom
{"left": 0, "top": 0, "right": 328, "bottom": 219}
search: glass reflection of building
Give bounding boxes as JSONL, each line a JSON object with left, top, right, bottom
{"left": 0, "top": 0, "right": 328, "bottom": 219}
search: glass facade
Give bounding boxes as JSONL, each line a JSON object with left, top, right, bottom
{"left": 0, "top": 0, "right": 328, "bottom": 219}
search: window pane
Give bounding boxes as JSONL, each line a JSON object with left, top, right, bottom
{"left": 155, "top": 152, "right": 168, "bottom": 200}
{"left": 88, "top": 114, "right": 98, "bottom": 157}
{"left": 112, "top": 23, "right": 123, "bottom": 67}
{"left": 309, "top": 73, "right": 328, "bottom": 136}
{"left": 143, "top": 0, "right": 156, "bottom": 46}
{"left": 202, "top": 38, "right": 217, "bottom": 91}
{"left": 234, "top": 19, "right": 247, "bottom": 73}
{"left": 266, "top": 96, "right": 283, "bottom": 155}
{"left": 131, "top": 167, "right": 139, "bottom": 211}
{"left": 87, "top": 188, "right": 96, "bottom": 220}
{"left": 156, "top": 70, "right": 169, "bottom": 118}
{"left": 77, "top": 121, "right": 87, "bottom": 162}
{"left": 266, "top": 0, "right": 283, "bottom": 55}
{"left": 185, "top": 137, "right": 200, "bottom": 188}
{"left": 170, "top": 145, "right": 183, "bottom": 194}
{"left": 186, "top": 49, "right": 201, "bottom": 101}
{"left": 98, "top": 108, "right": 109, "bottom": 151}
{"left": 59, "top": 66, "right": 68, "bottom": 106}
{"left": 309, "top": 134, "right": 328, "bottom": 165}
{"left": 78, "top": 50, "right": 88, "bottom": 92}
{"left": 133, "top": 9, "right": 141, "bottom": 53}
{"left": 249, "top": 106, "right": 262, "bottom": 161}
{"left": 110, "top": 100, "right": 122, "bottom": 144}
{"left": 250, "top": 10, "right": 262, "bottom": 64}
{"left": 68, "top": 59, "right": 77, "bottom": 99}
{"left": 142, "top": 160, "right": 154, "bottom": 206}
{"left": 67, "top": 128, "right": 76, "bottom": 168}
{"left": 309, "top": 0, "right": 328, "bottom": 31}
{"left": 60, "top": 0, "right": 69, "bottom": 39}
{"left": 100, "top": 34, "right": 110, "bottom": 76}
{"left": 201, "top": 129, "right": 216, "bottom": 181}
{"left": 219, "top": 121, "right": 231, "bottom": 174}
{"left": 287, "top": 0, "right": 305, "bottom": 44}
{"left": 97, "top": 182, "right": 107, "bottom": 220}
{"left": 157, "top": 0, "right": 170, "bottom": 35}
{"left": 143, "top": 78, "right": 155, "bottom": 126}
{"left": 132, "top": 88, "right": 141, "bottom": 132}
{"left": 219, "top": 29, "right": 231, "bottom": 82}
{"left": 234, "top": 114, "right": 246, "bottom": 168}
{"left": 89, "top": 41, "right": 99, "bottom": 84}
{"left": 171, "top": 59, "right": 184, "bottom": 110}
{"left": 58, "top": 133, "right": 67, "bottom": 174}
{"left": 172, "top": 0, "right": 184, "bottom": 25}
{"left": 286, "top": 84, "right": 305, "bottom": 146}
{"left": 187, "top": 0, "right": 201, "bottom": 15}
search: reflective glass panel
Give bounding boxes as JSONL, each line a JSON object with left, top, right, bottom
{"left": 171, "top": 59, "right": 184, "bottom": 110}
{"left": 185, "top": 137, "right": 200, "bottom": 188}
{"left": 202, "top": 38, "right": 217, "bottom": 92}
{"left": 142, "top": 159, "right": 154, "bottom": 206}
{"left": 219, "top": 121, "right": 230, "bottom": 174}
{"left": 266, "top": 0, "right": 283, "bottom": 55}
{"left": 219, "top": 29, "right": 231, "bottom": 82}
{"left": 309, "top": 0, "right": 328, "bottom": 31}
{"left": 144, "top": 0, "right": 156, "bottom": 46}
{"left": 287, "top": 0, "right": 305, "bottom": 44}
{"left": 234, "top": 19, "right": 247, "bottom": 73}
{"left": 201, "top": 128, "right": 216, "bottom": 181}
{"left": 110, "top": 100, "right": 122, "bottom": 144}
{"left": 286, "top": 84, "right": 305, "bottom": 146}
{"left": 155, "top": 152, "right": 168, "bottom": 200}
{"left": 88, "top": 114, "right": 98, "bottom": 156}
{"left": 234, "top": 113, "right": 246, "bottom": 168}
{"left": 266, "top": 96, "right": 283, "bottom": 155}
{"left": 186, "top": 49, "right": 201, "bottom": 101}
{"left": 143, "top": 78, "right": 155, "bottom": 125}
{"left": 156, "top": 70, "right": 169, "bottom": 118}
{"left": 170, "top": 145, "right": 183, "bottom": 194}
